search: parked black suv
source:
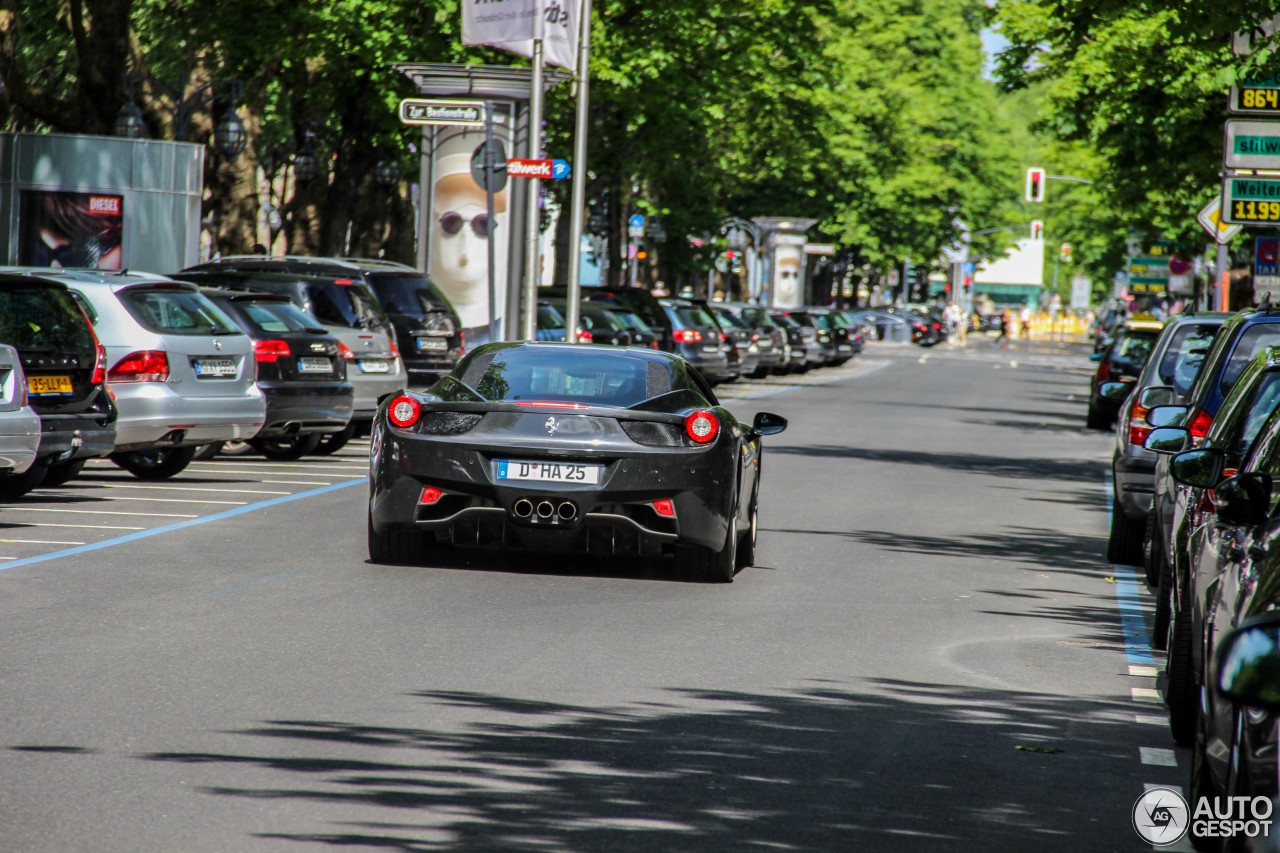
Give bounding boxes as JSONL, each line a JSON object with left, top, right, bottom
{"left": 177, "top": 257, "right": 463, "bottom": 385}
{"left": 540, "top": 286, "right": 674, "bottom": 351}
{"left": 199, "top": 289, "right": 356, "bottom": 458}
{"left": 0, "top": 274, "right": 116, "bottom": 497}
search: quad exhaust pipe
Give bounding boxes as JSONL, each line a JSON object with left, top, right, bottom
{"left": 511, "top": 497, "right": 578, "bottom": 522}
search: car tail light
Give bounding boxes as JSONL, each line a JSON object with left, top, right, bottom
{"left": 253, "top": 340, "right": 291, "bottom": 363}
{"left": 932, "top": 322, "right": 941, "bottom": 331}
{"left": 92, "top": 342, "right": 107, "bottom": 386}
{"left": 651, "top": 340, "right": 659, "bottom": 349}
{"left": 685, "top": 410, "right": 719, "bottom": 444}
{"left": 1096, "top": 361, "right": 1111, "bottom": 383}
{"left": 337, "top": 342, "right": 356, "bottom": 360}
{"left": 109, "top": 350, "right": 170, "bottom": 383}
{"left": 673, "top": 329, "right": 703, "bottom": 343}
{"left": 419, "top": 486, "right": 443, "bottom": 504}
{"left": 751, "top": 333, "right": 759, "bottom": 343}
{"left": 720, "top": 332, "right": 729, "bottom": 342}
{"left": 389, "top": 340, "right": 400, "bottom": 359}
{"left": 460, "top": 330, "right": 466, "bottom": 356}
{"left": 335, "top": 278, "right": 354, "bottom": 285}
{"left": 651, "top": 499, "right": 676, "bottom": 518}
{"left": 577, "top": 329, "right": 593, "bottom": 343}
{"left": 1188, "top": 408, "right": 1212, "bottom": 440}
{"left": 388, "top": 395, "right": 421, "bottom": 428}
{"left": 1128, "top": 403, "right": 1151, "bottom": 446}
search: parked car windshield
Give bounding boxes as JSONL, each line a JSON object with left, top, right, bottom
{"left": 367, "top": 275, "right": 451, "bottom": 319}
{"left": 303, "top": 282, "right": 388, "bottom": 333}
{"left": 452, "top": 347, "right": 674, "bottom": 407}
{"left": 236, "top": 300, "right": 322, "bottom": 334}
{"left": 0, "top": 285, "right": 95, "bottom": 350}
{"left": 1223, "top": 324, "right": 1280, "bottom": 392}
{"left": 1109, "top": 330, "right": 1158, "bottom": 370}
{"left": 1157, "top": 323, "right": 1220, "bottom": 397}
{"left": 713, "top": 308, "right": 749, "bottom": 330}
{"left": 670, "top": 304, "right": 718, "bottom": 328}
{"left": 120, "top": 289, "right": 241, "bottom": 336}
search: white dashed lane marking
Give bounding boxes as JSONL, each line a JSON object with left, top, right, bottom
{"left": 1132, "top": 687, "right": 1162, "bottom": 702}
{"left": 1140, "top": 747, "right": 1178, "bottom": 767}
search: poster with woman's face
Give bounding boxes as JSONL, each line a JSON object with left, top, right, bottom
{"left": 19, "top": 190, "right": 124, "bottom": 269}
{"left": 429, "top": 125, "right": 510, "bottom": 345}
{"left": 773, "top": 242, "right": 805, "bottom": 308}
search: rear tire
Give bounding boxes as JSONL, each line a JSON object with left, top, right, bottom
{"left": 314, "top": 421, "right": 356, "bottom": 455}
{"left": 41, "top": 459, "right": 85, "bottom": 488}
{"left": 1106, "top": 504, "right": 1145, "bottom": 566}
{"left": 1142, "top": 509, "right": 1161, "bottom": 586}
{"left": 192, "top": 442, "right": 223, "bottom": 461}
{"left": 0, "top": 464, "right": 47, "bottom": 500}
{"left": 110, "top": 447, "right": 197, "bottom": 480}
{"left": 1166, "top": 582, "right": 1197, "bottom": 747}
{"left": 367, "top": 515, "right": 427, "bottom": 565}
{"left": 250, "top": 433, "right": 322, "bottom": 461}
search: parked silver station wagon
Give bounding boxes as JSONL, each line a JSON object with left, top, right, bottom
{"left": 26, "top": 270, "right": 266, "bottom": 479}
{"left": 0, "top": 343, "right": 41, "bottom": 481}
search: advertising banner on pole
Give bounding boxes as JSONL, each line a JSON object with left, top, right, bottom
{"left": 462, "top": 0, "right": 580, "bottom": 71}
{"left": 428, "top": 113, "right": 515, "bottom": 347}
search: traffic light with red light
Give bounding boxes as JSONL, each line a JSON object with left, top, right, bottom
{"left": 1030, "top": 220, "right": 1043, "bottom": 240}
{"left": 1025, "top": 167, "right": 1046, "bottom": 203}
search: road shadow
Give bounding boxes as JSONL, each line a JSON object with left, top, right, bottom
{"left": 131, "top": 679, "right": 1152, "bottom": 852}
{"left": 765, "top": 445, "right": 1109, "bottom": 485}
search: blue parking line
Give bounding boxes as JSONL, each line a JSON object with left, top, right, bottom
{"left": 0, "top": 479, "right": 366, "bottom": 572}
{"left": 1105, "top": 478, "right": 1157, "bottom": 664}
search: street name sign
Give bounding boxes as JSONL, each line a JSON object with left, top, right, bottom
{"left": 398, "top": 99, "right": 486, "bottom": 127}
{"left": 1197, "top": 196, "right": 1244, "bottom": 244}
{"left": 1225, "top": 119, "right": 1280, "bottom": 168}
{"left": 1223, "top": 174, "right": 1280, "bottom": 225}
{"left": 507, "top": 159, "right": 554, "bottom": 179}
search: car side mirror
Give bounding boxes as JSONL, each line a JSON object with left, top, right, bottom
{"left": 1215, "top": 617, "right": 1280, "bottom": 713}
{"left": 1146, "top": 405, "right": 1188, "bottom": 428}
{"left": 1100, "top": 381, "right": 1133, "bottom": 402}
{"left": 752, "top": 412, "right": 787, "bottom": 436}
{"left": 1138, "top": 386, "right": 1175, "bottom": 409}
{"left": 1214, "top": 472, "right": 1272, "bottom": 526}
{"left": 1169, "top": 447, "right": 1226, "bottom": 488}
{"left": 1143, "top": 427, "right": 1190, "bottom": 454}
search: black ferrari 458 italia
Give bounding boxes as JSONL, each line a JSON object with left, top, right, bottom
{"left": 368, "top": 341, "right": 787, "bottom": 581}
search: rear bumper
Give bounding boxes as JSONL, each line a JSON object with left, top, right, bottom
{"left": 369, "top": 421, "right": 734, "bottom": 554}
{"left": 36, "top": 411, "right": 117, "bottom": 463}
{"left": 0, "top": 409, "right": 41, "bottom": 473}
{"left": 1114, "top": 454, "right": 1157, "bottom": 519}
{"left": 112, "top": 384, "right": 266, "bottom": 450}
{"left": 258, "top": 382, "right": 355, "bottom": 437}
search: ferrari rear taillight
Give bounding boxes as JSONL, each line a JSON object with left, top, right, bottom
{"left": 388, "top": 395, "right": 421, "bottom": 428}
{"left": 253, "top": 340, "right": 291, "bottom": 363}
{"left": 685, "top": 410, "right": 720, "bottom": 444}
{"left": 673, "top": 329, "right": 703, "bottom": 344}
{"left": 1188, "top": 408, "right": 1212, "bottom": 440}
{"left": 109, "top": 350, "right": 169, "bottom": 383}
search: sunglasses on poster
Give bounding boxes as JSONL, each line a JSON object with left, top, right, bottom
{"left": 439, "top": 212, "right": 493, "bottom": 238}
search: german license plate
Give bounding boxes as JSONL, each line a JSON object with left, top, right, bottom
{"left": 28, "top": 375, "right": 73, "bottom": 395}
{"left": 359, "top": 359, "right": 390, "bottom": 373}
{"left": 496, "top": 459, "right": 602, "bottom": 485}
{"left": 298, "top": 357, "right": 331, "bottom": 373}
{"left": 194, "top": 358, "right": 236, "bottom": 377}
{"left": 415, "top": 337, "right": 448, "bottom": 351}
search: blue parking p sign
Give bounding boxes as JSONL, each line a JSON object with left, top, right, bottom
{"left": 1258, "top": 237, "right": 1280, "bottom": 277}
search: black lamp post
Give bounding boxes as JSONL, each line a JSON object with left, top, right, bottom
{"left": 292, "top": 134, "right": 322, "bottom": 187}
{"left": 114, "top": 72, "right": 248, "bottom": 160}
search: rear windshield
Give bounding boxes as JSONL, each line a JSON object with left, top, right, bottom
{"left": 303, "top": 282, "right": 388, "bottom": 332}
{"left": 581, "top": 307, "right": 626, "bottom": 331}
{"left": 537, "top": 304, "right": 566, "bottom": 328}
{"left": 770, "top": 312, "right": 800, "bottom": 329}
{"left": 670, "top": 305, "right": 717, "bottom": 328}
{"left": 1223, "top": 324, "right": 1280, "bottom": 392}
{"left": 713, "top": 309, "right": 749, "bottom": 330}
{"left": 233, "top": 300, "right": 321, "bottom": 334}
{"left": 0, "top": 286, "right": 95, "bottom": 351}
{"left": 119, "top": 289, "right": 241, "bottom": 336}
{"left": 611, "top": 310, "right": 652, "bottom": 331}
{"left": 1157, "top": 323, "right": 1220, "bottom": 397}
{"left": 1110, "top": 330, "right": 1158, "bottom": 369}
{"left": 368, "top": 275, "right": 451, "bottom": 318}
{"left": 454, "top": 348, "right": 674, "bottom": 407}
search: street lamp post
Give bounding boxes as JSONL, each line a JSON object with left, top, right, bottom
{"left": 114, "top": 72, "right": 247, "bottom": 159}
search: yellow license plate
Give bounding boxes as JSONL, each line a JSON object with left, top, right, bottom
{"left": 28, "top": 375, "right": 73, "bottom": 395}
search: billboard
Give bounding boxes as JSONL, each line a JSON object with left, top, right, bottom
{"left": 19, "top": 190, "right": 123, "bottom": 269}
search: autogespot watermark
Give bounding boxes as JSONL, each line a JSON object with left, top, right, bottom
{"left": 1132, "top": 787, "right": 1275, "bottom": 846}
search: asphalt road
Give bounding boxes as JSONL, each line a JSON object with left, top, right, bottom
{"left": 0, "top": 339, "right": 1179, "bottom": 852}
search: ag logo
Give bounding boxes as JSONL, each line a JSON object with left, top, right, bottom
{"left": 1133, "top": 787, "right": 1190, "bottom": 845}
